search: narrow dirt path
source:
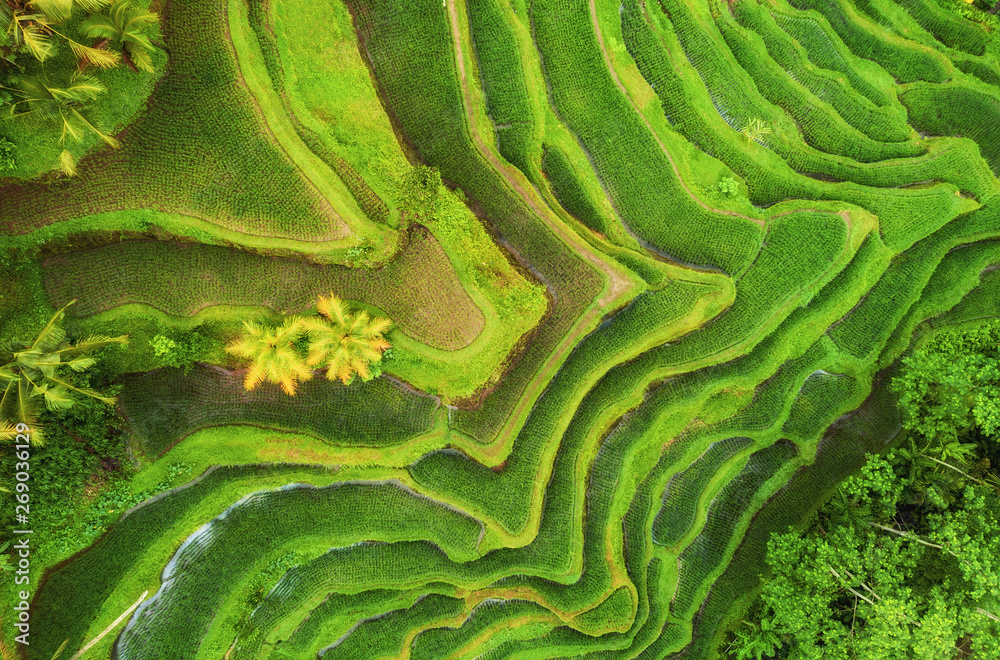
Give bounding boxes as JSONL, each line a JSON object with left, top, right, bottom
{"left": 446, "top": 0, "right": 633, "bottom": 307}
{"left": 588, "top": 0, "right": 765, "bottom": 227}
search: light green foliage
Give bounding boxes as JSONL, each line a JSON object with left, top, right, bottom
{"left": 149, "top": 334, "right": 176, "bottom": 358}
{"left": 752, "top": 454, "right": 1000, "bottom": 659}
{"left": 148, "top": 331, "right": 212, "bottom": 373}
{"left": 3, "top": 72, "right": 119, "bottom": 176}
{"left": 893, "top": 322, "right": 1000, "bottom": 444}
{"left": 718, "top": 176, "right": 740, "bottom": 197}
{"left": 79, "top": 0, "right": 159, "bottom": 73}
{"left": 741, "top": 118, "right": 771, "bottom": 146}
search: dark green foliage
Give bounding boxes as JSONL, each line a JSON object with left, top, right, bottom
{"left": 892, "top": 321, "right": 1000, "bottom": 456}
{"left": 752, "top": 456, "right": 1000, "bottom": 658}
{"left": 118, "top": 363, "right": 439, "bottom": 458}
{"left": 0, "top": 136, "right": 14, "bottom": 171}
{"left": 0, "top": 400, "right": 127, "bottom": 549}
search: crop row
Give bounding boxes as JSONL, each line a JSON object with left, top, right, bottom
{"left": 244, "top": 0, "right": 392, "bottom": 225}
{"left": 116, "top": 482, "right": 483, "bottom": 659}
{"left": 118, "top": 364, "right": 440, "bottom": 458}
{"left": 27, "top": 464, "right": 341, "bottom": 660}
{"left": 43, "top": 228, "right": 484, "bottom": 351}
{"left": 789, "top": 0, "right": 952, "bottom": 83}
{"left": 346, "top": 0, "right": 609, "bottom": 445}
{"left": 901, "top": 81, "right": 1000, "bottom": 177}
{"left": 0, "top": 0, "right": 345, "bottom": 241}
{"left": 733, "top": 1, "right": 912, "bottom": 143}
{"left": 467, "top": 0, "right": 537, "bottom": 180}
{"left": 532, "top": 0, "right": 765, "bottom": 275}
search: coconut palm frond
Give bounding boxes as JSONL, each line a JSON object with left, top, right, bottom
{"left": 58, "top": 149, "right": 77, "bottom": 176}
{"left": 16, "top": 19, "right": 55, "bottom": 61}
{"left": 58, "top": 333, "right": 128, "bottom": 356}
{"left": 127, "top": 42, "right": 154, "bottom": 72}
{"left": 42, "top": 385, "right": 74, "bottom": 411}
{"left": 47, "top": 375, "right": 115, "bottom": 405}
{"left": 0, "top": 421, "right": 19, "bottom": 442}
{"left": 31, "top": 301, "right": 75, "bottom": 352}
{"left": 64, "top": 356, "right": 96, "bottom": 372}
{"left": 243, "top": 364, "right": 266, "bottom": 391}
{"left": 30, "top": 0, "right": 74, "bottom": 22}
{"left": 317, "top": 293, "right": 351, "bottom": 327}
{"left": 74, "top": 0, "right": 114, "bottom": 12}
{"left": 78, "top": 12, "right": 116, "bottom": 38}
{"left": 0, "top": 364, "right": 17, "bottom": 383}
{"left": 47, "top": 638, "right": 69, "bottom": 660}
{"left": 363, "top": 316, "right": 393, "bottom": 338}
{"left": 66, "top": 38, "right": 121, "bottom": 68}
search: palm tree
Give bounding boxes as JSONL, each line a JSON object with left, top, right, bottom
{"left": 742, "top": 117, "right": 771, "bottom": 146}
{"left": 301, "top": 293, "right": 392, "bottom": 385}
{"left": 225, "top": 317, "right": 313, "bottom": 396}
{"left": 1, "top": 71, "right": 120, "bottom": 175}
{"left": 79, "top": 0, "right": 157, "bottom": 73}
{"left": 1, "top": 0, "right": 119, "bottom": 68}
{"left": 0, "top": 300, "right": 128, "bottom": 446}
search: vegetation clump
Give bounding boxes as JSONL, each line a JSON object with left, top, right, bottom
{"left": 225, "top": 293, "right": 392, "bottom": 395}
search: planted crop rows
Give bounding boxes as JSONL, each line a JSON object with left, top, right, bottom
{"left": 10, "top": 0, "right": 1000, "bottom": 658}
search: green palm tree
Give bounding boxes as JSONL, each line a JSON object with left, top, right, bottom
{"left": 2, "top": 71, "right": 120, "bottom": 175}
{"left": 1, "top": 0, "right": 119, "bottom": 68}
{"left": 226, "top": 317, "right": 313, "bottom": 396}
{"left": 79, "top": 0, "right": 157, "bottom": 73}
{"left": 301, "top": 293, "right": 392, "bottom": 385}
{"left": 741, "top": 117, "right": 771, "bottom": 146}
{"left": 0, "top": 300, "right": 128, "bottom": 446}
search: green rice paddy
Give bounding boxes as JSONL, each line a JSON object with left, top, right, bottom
{"left": 2, "top": 0, "right": 999, "bottom": 657}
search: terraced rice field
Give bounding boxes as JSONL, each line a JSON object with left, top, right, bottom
{"left": 3, "top": 0, "right": 1000, "bottom": 657}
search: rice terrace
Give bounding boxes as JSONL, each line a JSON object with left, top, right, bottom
{"left": 3, "top": 0, "right": 1000, "bottom": 656}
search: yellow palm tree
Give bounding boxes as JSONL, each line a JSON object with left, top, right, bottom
{"left": 225, "top": 317, "right": 312, "bottom": 396}
{"left": 301, "top": 294, "right": 392, "bottom": 385}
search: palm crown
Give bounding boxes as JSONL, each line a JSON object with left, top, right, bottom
{"left": 301, "top": 294, "right": 392, "bottom": 385}
{"left": 2, "top": 71, "right": 120, "bottom": 175}
{"left": 225, "top": 317, "right": 313, "bottom": 396}
{"left": 80, "top": 0, "right": 158, "bottom": 73}
{"left": 1, "top": 0, "right": 121, "bottom": 68}
{"left": 0, "top": 300, "right": 128, "bottom": 445}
